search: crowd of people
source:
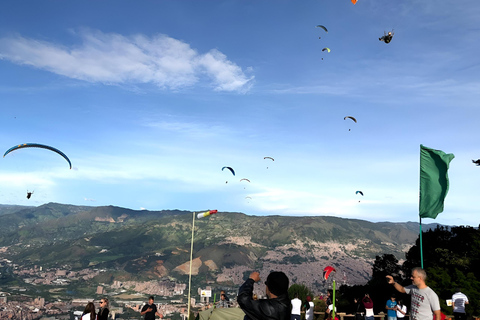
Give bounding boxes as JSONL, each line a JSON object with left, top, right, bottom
{"left": 77, "top": 267, "right": 470, "bottom": 320}
{"left": 235, "top": 267, "right": 468, "bottom": 320}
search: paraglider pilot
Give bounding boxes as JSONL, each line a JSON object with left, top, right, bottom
{"left": 379, "top": 31, "right": 394, "bottom": 44}
{"left": 27, "top": 191, "right": 34, "bottom": 199}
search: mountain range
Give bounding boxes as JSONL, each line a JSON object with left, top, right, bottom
{"left": 0, "top": 203, "right": 438, "bottom": 292}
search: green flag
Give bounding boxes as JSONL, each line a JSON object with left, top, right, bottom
{"left": 419, "top": 144, "right": 455, "bottom": 219}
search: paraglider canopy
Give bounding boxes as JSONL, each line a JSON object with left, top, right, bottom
{"left": 323, "top": 266, "right": 336, "bottom": 280}
{"left": 322, "top": 47, "right": 331, "bottom": 53}
{"left": 472, "top": 159, "right": 480, "bottom": 166}
{"left": 351, "top": 0, "right": 358, "bottom": 4}
{"left": 222, "top": 166, "right": 235, "bottom": 176}
{"left": 316, "top": 25, "right": 328, "bottom": 33}
{"left": 344, "top": 116, "right": 357, "bottom": 123}
{"left": 356, "top": 191, "right": 364, "bottom": 196}
{"left": 4, "top": 143, "right": 72, "bottom": 169}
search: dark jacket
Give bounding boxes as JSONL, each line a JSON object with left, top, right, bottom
{"left": 98, "top": 307, "right": 109, "bottom": 320}
{"left": 238, "top": 278, "right": 290, "bottom": 320}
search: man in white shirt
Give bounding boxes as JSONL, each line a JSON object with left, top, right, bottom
{"left": 291, "top": 294, "right": 302, "bottom": 320}
{"left": 452, "top": 289, "right": 469, "bottom": 320}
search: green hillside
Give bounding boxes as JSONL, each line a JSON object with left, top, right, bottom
{"left": 0, "top": 203, "right": 439, "bottom": 291}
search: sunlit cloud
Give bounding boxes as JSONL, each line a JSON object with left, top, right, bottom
{"left": 0, "top": 30, "right": 254, "bottom": 92}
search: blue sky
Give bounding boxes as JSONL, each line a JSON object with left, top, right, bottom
{"left": 1, "top": 0, "right": 479, "bottom": 226}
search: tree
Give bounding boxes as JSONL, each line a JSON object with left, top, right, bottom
{"left": 288, "top": 283, "right": 313, "bottom": 303}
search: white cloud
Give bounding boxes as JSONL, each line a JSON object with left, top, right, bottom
{"left": 0, "top": 30, "right": 253, "bottom": 92}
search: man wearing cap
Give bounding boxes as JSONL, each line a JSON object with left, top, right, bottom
{"left": 238, "top": 271, "right": 290, "bottom": 320}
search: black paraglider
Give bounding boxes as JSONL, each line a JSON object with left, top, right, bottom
{"left": 473, "top": 159, "right": 480, "bottom": 166}
{"left": 26, "top": 190, "right": 34, "bottom": 199}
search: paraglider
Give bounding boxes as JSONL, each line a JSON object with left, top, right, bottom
{"left": 240, "top": 178, "right": 250, "bottom": 189}
{"left": 344, "top": 116, "right": 357, "bottom": 131}
{"left": 222, "top": 166, "right": 235, "bottom": 183}
{"left": 351, "top": 0, "right": 358, "bottom": 4}
{"left": 322, "top": 47, "right": 331, "bottom": 53}
{"left": 472, "top": 159, "right": 480, "bottom": 166}
{"left": 356, "top": 190, "right": 364, "bottom": 202}
{"left": 4, "top": 143, "right": 72, "bottom": 169}
{"left": 316, "top": 25, "right": 328, "bottom": 33}
{"left": 26, "top": 190, "right": 34, "bottom": 199}
{"left": 379, "top": 31, "right": 394, "bottom": 44}
{"left": 264, "top": 156, "right": 274, "bottom": 169}
{"left": 323, "top": 266, "right": 336, "bottom": 280}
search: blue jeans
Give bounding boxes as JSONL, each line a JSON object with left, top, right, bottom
{"left": 388, "top": 317, "right": 397, "bottom": 320}
{"left": 365, "top": 316, "right": 374, "bottom": 320}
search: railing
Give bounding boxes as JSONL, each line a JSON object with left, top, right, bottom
{"left": 308, "top": 312, "right": 410, "bottom": 320}
{"left": 309, "top": 313, "right": 459, "bottom": 320}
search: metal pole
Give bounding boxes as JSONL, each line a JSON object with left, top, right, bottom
{"left": 187, "top": 211, "right": 196, "bottom": 320}
{"left": 332, "top": 280, "right": 336, "bottom": 320}
{"left": 419, "top": 217, "right": 423, "bottom": 269}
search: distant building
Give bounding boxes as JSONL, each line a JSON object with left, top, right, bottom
{"left": 34, "top": 297, "right": 45, "bottom": 307}
{"left": 56, "top": 270, "right": 67, "bottom": 276}
{"left": 0, "top": 296, "right": 6, "bottom": 304}
{"left": 96, "top": 286, "right": 104, "bottom": 295}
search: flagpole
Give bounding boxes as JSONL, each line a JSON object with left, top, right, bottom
{"left": 186, "top": 210, "right": 217, "bottom": 320}
{"left": 187, "top": 211, "right": 196, "bottom": 320}
{"left": 419, "top": 217, "right": 423, "bottom": 269}
{"left": 332, "top": 280, "right": 336, "bottom": 320}
{"left": 419, "top": 145, "right": 423, "bottom": 269}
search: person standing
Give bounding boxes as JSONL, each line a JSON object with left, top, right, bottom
{"left": 386, "top": 267, "right": 441, "bottom": 320}
{"left": 291, "top": 294, "right": 302, "bottom": 320}
{"left": 452, "top": 288, "right": 469, "bottom": 320}
{"left": 362, "top": 294, "right": 374, "bottom": 320}
{"left": 237, "top": 271, "right": 290, "bottom": 320}
{"left": 326, "top": 303, "right": 338, "bottom": 320}
{"left": 220, "top": 290, "right": 230, "bottom": 303}
{"left": 386, "top": 295, "right": 397, "bottom": 320}
{"left": 98, "top": 298, "right": 109, "bottom": 320}
{"left": 326, "top": 290, "right": 333, "bottom": 306}
{"left": 396, "top": 300, "right": 407, "bottom": 320}
{"left": 304, "top": 296, "right": 314, "bottom": 320}
{"left": 354, "top": 297, "right": 364, "bottom": 320}
{"left": 217, "top": 294, "right": 229, "bottom": 308}
{"left": 140, "top": 296, "right": 163, "bottom": 320}
{"left": 81, "top": 302, "right": 96, "bottom": 320}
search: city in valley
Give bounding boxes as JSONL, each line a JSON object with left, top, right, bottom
{"left": 0, "top": 257, "right": 232, "bottom": 320}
